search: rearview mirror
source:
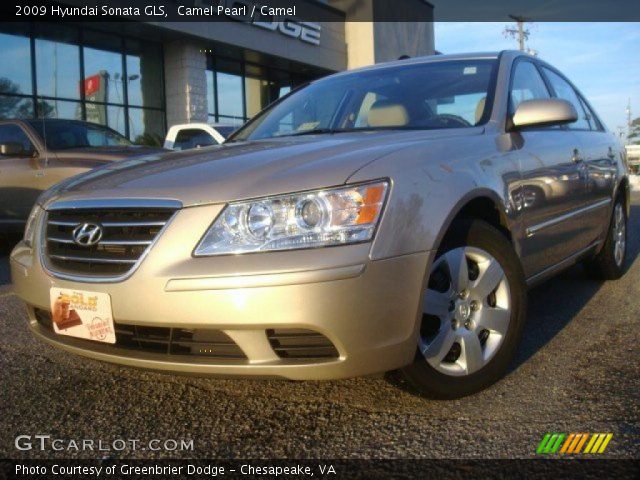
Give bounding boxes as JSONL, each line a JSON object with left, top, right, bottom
{"left": 0, "top": 142, "right": 25, "bottom": 156}
{"left": 512, "top": 98, "right": 578, "bottom": 129}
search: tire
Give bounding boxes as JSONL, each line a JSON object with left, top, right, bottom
{"left": 401, "top": 220, "right": 527, "bottom": 399}
{"left": 584, "top": 197, "right": 627, "bottom": 280}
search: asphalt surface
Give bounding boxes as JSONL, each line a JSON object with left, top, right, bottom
{"left": 0, "top": 195, "right": 638, "bottom": 460}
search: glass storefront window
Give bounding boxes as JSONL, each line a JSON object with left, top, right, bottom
{"left": 36, "top": 39, "right": 81, "bottom": 100}
{"left": 107, "top": 105, "right": 126, "bottom": 135}
{"left": 128, "top": 107, "right": 164, "bottom": 146}
{"left": 125, "top": 55, "right": 143, "bottom": 106}
{"left": 83, "top": 47, "right": 125, "bottom": 105}
{"left": 207, "top": 57, "right": 309, "bottom": 126}
{"left": 85, "top": 102, "right": 125, "bottom": 135}
{"left": 217, "top": 72, "right": 244, "bottom": 121}
{"left": 83, "top": 31, "right": 125, "bottom": 106}
{"left": 217, "top": 115, "right": 246, "bottom": 128}
{"left": 125, "top": 38, "right": 164, "bottom": 109}
{"left": 38, "top": 99, "right": 82, "bottom": 120}
{"left": 0, "top": 24, "right": 165, "bottom": 143}
{"left": 0, "top": 95, "right": 33, "bottom": 119}
{"left": 206, "top": 70, "right": 215, "bottom": 116}
{"left": 0, "top": 32, "right": 32, "bottom": 97}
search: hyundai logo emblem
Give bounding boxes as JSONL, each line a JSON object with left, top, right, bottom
{"left": 72, "top": 223, "right": 103, "bottom": 247}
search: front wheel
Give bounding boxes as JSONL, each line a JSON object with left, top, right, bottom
{"left": 401, "top": 220, "right": 527, "bottom": 399}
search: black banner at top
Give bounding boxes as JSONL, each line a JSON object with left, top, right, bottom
{"left": 1, "top": 0, "right": 640, "bottom": 23}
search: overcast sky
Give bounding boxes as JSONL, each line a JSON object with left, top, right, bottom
{"left": 435, "top": 22, "right": 640, "bottom": 138}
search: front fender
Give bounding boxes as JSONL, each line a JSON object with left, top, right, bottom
{"left": 348, "top": 135, "right": 521, "bottom": 261}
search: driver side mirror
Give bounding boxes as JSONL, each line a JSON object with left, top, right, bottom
{"left": 0, "top": 142, "right": 26, "bottom": 156}
{"left": 511, "top": 98, "right": 578, "bottom": 129}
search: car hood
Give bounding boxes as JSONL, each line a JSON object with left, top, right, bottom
{"left": 54, "top": 146, "right": 167, "bottom": 163}
{"left": 43, "top": 129, "right": 478, "bottom": 208}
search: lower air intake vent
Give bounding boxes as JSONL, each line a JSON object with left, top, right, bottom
{"left": 34, "top": 309, "right": 246, "bottom": 360}
{"left": 266, "top": 329, "right": 339, "bottom": 359}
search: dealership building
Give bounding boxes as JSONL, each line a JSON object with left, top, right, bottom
{"left": 0, "top": 0, "right": 434, "bottom": 145}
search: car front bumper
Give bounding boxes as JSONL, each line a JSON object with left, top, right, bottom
{"left": 10, "top": 204, "right": 432, "bottom": 379}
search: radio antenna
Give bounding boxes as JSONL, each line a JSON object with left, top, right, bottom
{"left": 40, "top": 97, "right": 49, "bottom": 167}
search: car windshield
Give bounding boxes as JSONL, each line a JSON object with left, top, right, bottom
{"left": 231, "top": 59, "right": 498, "bottom": 142}
{"left": 27, "top": 120, "right": 132, "bottom": 150}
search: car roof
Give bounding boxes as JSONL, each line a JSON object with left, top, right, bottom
{"left": 326, "top": 50, "right": 529, "bottom": 79}
{"left": 24, "top": 118, "right": 95, "bottom": 125}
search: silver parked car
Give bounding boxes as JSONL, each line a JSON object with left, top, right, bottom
{"left": 11, "top": 51, "right": 629, "bottom": 398}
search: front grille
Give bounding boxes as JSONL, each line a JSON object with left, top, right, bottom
{"left": 267, "top": 329, "right": 339, "bottom": 359}
{"left": 34, "top": 309, "right": 247, "bottom": 359}
{"left": 44, "top": 206, "right": 176, "bottom": 278}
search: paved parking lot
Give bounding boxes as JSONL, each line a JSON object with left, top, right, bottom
{"left": 0, "top": 195, "right": 638, "bottom": 459}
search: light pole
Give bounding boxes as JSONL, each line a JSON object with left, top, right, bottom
{"left": 504, "top": 15, "right": 531, "bottom": 52}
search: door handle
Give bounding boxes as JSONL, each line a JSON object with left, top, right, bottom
{"left": 571, "top": 149, "right": 583, "bottom": 163}
{"left": 35, "top": 171, "right": 44, "bottom": 177}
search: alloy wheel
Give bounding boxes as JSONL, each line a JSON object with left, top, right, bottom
{"left": 613, "top": 203, "right": 626, "bottom": 267}
{"left": 419, "top": 247, "right": 511, "bottom": 376}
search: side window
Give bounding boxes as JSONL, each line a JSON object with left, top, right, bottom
{"left": 0, "top": 124, "right": 35, "bottom": 156}
{"left": 578, "top": 96, "right": 602, "bottom": 131}
{"left": 510, "top": 61, "right": 550, "bottom": 113}
{"left": 87, "top": 129, "right": 110, "bottom": 147}
{"left": 541, "top": 68, "right": 591, "bottom": 130}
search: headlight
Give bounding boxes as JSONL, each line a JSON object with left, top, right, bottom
{"left": 194, "top": 180, "right": 389, "bottom": 256}
{"left": 24, "top": 205, "right": 43, "bottom": 247}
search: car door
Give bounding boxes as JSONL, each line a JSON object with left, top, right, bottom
{"left": 509, "top": 60, "right": 590, "bottom": 278}
{"left": 0, "top": 123, "right": 44, "bottom": 224}
{"left": 540, "top": 66, "right": 617, "bottom": 245}
{"left": 578, "top": 98, "right": 619, "bottom": 233}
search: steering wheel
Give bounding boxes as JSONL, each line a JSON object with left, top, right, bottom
{"left": 430, "top": 114, "right": 472, "bottom": 128}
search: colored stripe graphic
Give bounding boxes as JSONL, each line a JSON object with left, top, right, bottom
{"left": 574, "top": 433, "right": 589, "bottom": 453}
{"left": 537, "top": 433, "right": 565, "bottom": 454}
{"left": 584, "top": 434, "right": 599, "bottom": 453}
{"left": 559, "top": 434, "right": 575, "bottom": 454}
{"left": 538, "top": 433, "right": 613, "bottom": 455}
{"left": 597, "top": 433, "right": 613, "bottom": 453}
{"left": 549, "top": 434, "right": 565, "bottom": 453}
{"left": 585, "top": 433, "right": 614, "bottom": 454}
{"left": 537, "top": 433, "right": 552, "bottom": 454}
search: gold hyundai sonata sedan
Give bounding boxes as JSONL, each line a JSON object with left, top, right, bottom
{"left": 10, "top": 51, "right": 629, "bottom": 398}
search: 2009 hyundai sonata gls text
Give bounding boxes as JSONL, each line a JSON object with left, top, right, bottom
{"left": 11, "top": 51, "right": 629, "bottom": 398}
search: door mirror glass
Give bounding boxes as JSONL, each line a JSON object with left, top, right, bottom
{"left": 0, "top": 142, "right": 25, "bottom": 156}
{"left": 512, "top": 98, "right": 578, "bottom": 129}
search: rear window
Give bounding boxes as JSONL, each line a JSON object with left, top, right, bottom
{"left": 174, "top": 129, "right": 218, "bottom": 150}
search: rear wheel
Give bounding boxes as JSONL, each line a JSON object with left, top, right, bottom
{"left": 584, "top": 198, "right": 627, "bottom": 280}
{"left": 401, "top": 220, "right": 527, "bottom": 399}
